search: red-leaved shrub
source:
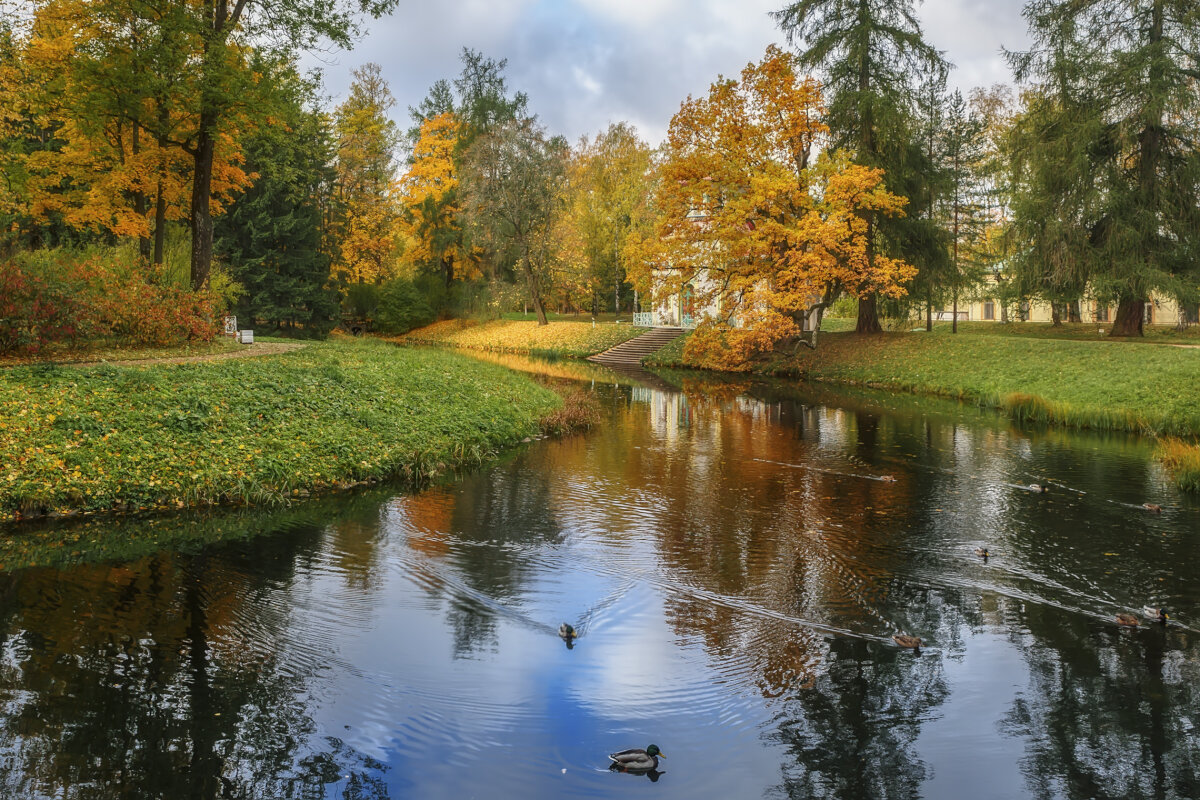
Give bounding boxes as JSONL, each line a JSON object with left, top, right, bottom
{"left": 0, "top": 253, "right": 220, "bottom": 355}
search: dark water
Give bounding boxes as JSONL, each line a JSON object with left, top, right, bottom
{"left": 1, "top": 357, "right": 1198, "bottom": 799}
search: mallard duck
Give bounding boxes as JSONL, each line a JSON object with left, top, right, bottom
{"left": 1116, "top": 613, "right": 1139, "bottom": 626}
{"left": 892, "top": 635, "right": 922, "bottom": 652}
{"left": 1143, "top": 606, "right": 1169, "bottom": 624}
{"left": 880, "top": 475, "right": 897, "bottom": 482}
{"left": 975, "top": 547, "right": 990, "bottom": 558}
{"left": 559, "top": 623, "right": 578, "bottom": 640}
{"left": 1142, "top": 503, "right": 1163, "bottom": 513}
{"left": 609, "top": 744, "right": 664, "bottom": 772}
{"left": 1029, "top": 483, "right": 1048, "bottom": 493}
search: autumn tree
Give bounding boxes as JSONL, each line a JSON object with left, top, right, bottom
{"left": 634, "top": 46, "right": 914, "bottom": 368}
{"left": 331, "top": 63, "right": 402, "bottom": 285}
{"left": 3, "top": 0, "right": 209, "bottom": 260}
{"left": 774, "top": 0, "right": 946, "bottom": 333}
{"left": 399, "top": 111, "right": 463, "bottom": 288}
{"left": 169, "top": 0, "right": 401, "bottom": 290}
{"left": 401, "top": 49, "right": 529, "bottom": 300}
{"left": 1008, "top": 0, "right": 1200, "bottom": 336}
{"left": 462, "top": 118, "right": 568, "bottom": 326}
{"left": 558, "top": 122, "right": 654, "bottom": 315}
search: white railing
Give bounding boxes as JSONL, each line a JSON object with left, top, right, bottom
{"left": 633, "top": 312, "right": 654, "bottom": 327}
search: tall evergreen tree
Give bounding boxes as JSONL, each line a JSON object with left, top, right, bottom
{"left": 774, "top": 0, "right": 948, "bottom": 333}
{"left": 215, "top": 69, "right": 338, "bottom": 333}
{"left": 1009, "top": 0, "right": 1200, "bottom": 336}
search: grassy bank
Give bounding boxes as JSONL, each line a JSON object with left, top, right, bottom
{"left": 646, "top": 328, "right": 1200, "bottom": 489}
{"left": 0, "top": 338, "right": 562, "bottom": 520}
{"left": 401, "top": 318, "right": 645, "bottom": 358}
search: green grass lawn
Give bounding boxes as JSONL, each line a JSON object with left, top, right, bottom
{"left": 401, "top": 318, "right": 645, "bottom": 357}
{"left": 0, "top": 338, "right": 561, "bottom": 519}
{"left": 906, "top": 319, "right": 1200, "bottom": 344}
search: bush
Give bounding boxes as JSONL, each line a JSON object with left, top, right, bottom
{"left": 375, "top": 278, "right": 435, "bottom": 334}
{"left": 0, "top": 257, "right": 98, "bottom": 354}
{"left": 0, "top": 250, "right": 222, "bottom": 355}
{"left": 343, "top": 282, "right": 380, "bottom": 328}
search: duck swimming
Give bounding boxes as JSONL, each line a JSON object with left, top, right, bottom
{"left": 975, "top": 547, "right": 990, "bottom": 559}
{"left": 559, "top": 623, "right": 578, "bottom": 640}
{"left": 1142, "top": 606, "right": 1169, "bottom": 624}
{"left": 1116, "top": 613, "right": 1139, "bottom": 627}
{"left": 892, "top": 635, "right": 922, "bottom": 653}
{"left": 609, "top": 745, "right": 664, "bottom": 772}
{"left": 1142, "top": 503, "right": 1163, "bottom": 513}
{"left": 1028, "top": 483, "right": 1048, "bottom": 493}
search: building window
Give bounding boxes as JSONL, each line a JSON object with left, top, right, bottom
{"left": 983, "top": 301, "right": 995, "bottom": 320}
{"left": 1094, "top": 304, "right": 1109, "bottom": 322}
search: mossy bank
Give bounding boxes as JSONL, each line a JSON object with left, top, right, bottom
{"left": 1, "top": 338, "right": 563, "bottom": 520}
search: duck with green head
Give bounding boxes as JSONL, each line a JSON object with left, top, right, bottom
{"left": 609, "top": 744, "right": 664, "bottom": 772}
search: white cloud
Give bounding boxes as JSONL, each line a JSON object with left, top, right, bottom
{"left": 305, "top": 0, "right": 1031, "bottom": 148}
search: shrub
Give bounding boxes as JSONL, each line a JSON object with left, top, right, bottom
{"left": 0, "top": 256, "right": 99, "bottom": 354}
{"left": 0, "top": 250, "right": 222, "bottom": 354}
{"left": 374, "top": 278, "right": 435, "bottom": 334}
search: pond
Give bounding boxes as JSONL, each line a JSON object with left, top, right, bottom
{"left": 0, "top": 355, "right": 1198, "bottom": 799}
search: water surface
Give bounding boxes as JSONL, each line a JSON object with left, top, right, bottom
{"left": 0, "top": 358, "right": 1197, "bottom": 799}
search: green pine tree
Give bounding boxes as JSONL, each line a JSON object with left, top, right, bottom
{"left": 215, "top": 69, "right": 338, "bottom": 334}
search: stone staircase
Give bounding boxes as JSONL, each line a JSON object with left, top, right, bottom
{"left": 588, "top": 327, "right": 684, "bottom": 367}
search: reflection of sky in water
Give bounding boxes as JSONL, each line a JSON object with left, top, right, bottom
{"left": 1, "top": 367, "right": 1198, "bottom": 799}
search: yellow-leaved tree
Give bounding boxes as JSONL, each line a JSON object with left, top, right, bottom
{"left": 630, "top": 45, "right": 915, "bottom": 369}
{"left": 398, "top": 111, "right": 481, "bottom": 287}
{"left": 332, "top": 63, "right": 403, "bottom": 285}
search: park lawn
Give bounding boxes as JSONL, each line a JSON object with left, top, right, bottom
{"left": 913, "top": 319, "right": 1200, "bottom": 344}
{"left": 401, "top": 318, "right": 645, "bottom": 357}
{"left": 0, "top": 337, "right": 561, "bottom": 520}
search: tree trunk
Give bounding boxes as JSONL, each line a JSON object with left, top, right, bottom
{"left": 1068, "top": 300, "right": 1081, "bottom": 323}
{"left": 952, "top": 288, "right": 958, "bottom": 334}
{"left": 1051, "top": 303, "right": 1062, "bottom": 326}
{"left": 190, "top": 121, "right": 215, "bottom": 291}
{"left": 856, "top": 295, "right": 882, "bottom": 334}
{"left": 520, "top": 247, "right": 548, "bottom": 325}
{"left": 131, "top": 123, "right": 151, "bottom": 261}
{"left": 153, "top": 179, "right": 167, "bottom": 266}
{"left": 1110, "top": 298, "right": 1145, "bottom": 337}
{"left": 926, "top": 289, "right": 932, "bottom": 331}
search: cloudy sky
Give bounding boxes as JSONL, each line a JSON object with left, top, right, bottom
{"left": 306, "top": 0, "right": 1030, "bottom": 147}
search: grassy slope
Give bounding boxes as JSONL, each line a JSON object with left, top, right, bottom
{"left": 401, "top": 319, "right": 645, "bottom": 358}
{"left": 0, "top": 338, "right": 560, "bottom": 518}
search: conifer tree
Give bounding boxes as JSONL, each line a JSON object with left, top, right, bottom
{"left": 216, "top": 70, "right": 338, "bottom": 333}
{"left": 1009, "top": 0, "right": 1200, "bottom": 336}
{"left": 774, "top": 0, "right": 947, "bottom": 333}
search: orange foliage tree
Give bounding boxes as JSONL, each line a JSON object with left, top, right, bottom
{"left": 398, "top": 111, "right": 481, "bottom": 286}
{"left": 331, "top": 63, "right": 403, "bottom": 285}
{"left": 10, "top": 0, "right": 251, "bottom": 262}
{"left": 631, "top": 46, "right": 915, "bottom": 369}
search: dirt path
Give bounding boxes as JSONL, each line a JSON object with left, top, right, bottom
{"left": 71, "top": 341, "right": 307, "bottom": 368}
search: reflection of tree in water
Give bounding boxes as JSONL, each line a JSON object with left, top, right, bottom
{"left": 440, "top": 466, "right": 562, "bottom": 658}
{"left": 0, "top": 518, "right": 390, "bottom": 799}
{"left": 629, "top": 391, "right": 957, "bottom": 799}
{"left": 1001, "top": 602, "right": 1200, "bottom": 800}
